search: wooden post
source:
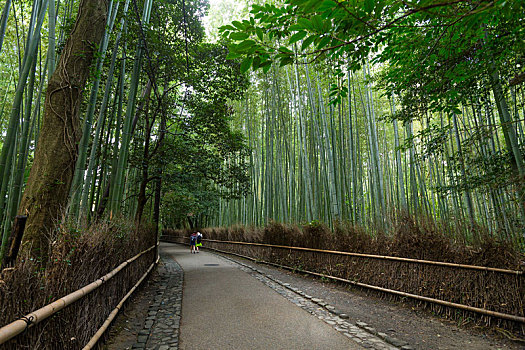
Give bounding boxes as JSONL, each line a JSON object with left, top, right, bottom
{"left": 2, "top": 215, "right": 27, "bottom": 267}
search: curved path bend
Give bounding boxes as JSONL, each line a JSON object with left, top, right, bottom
{"left": 163, "top": 243, "right": 365, "bottom": 350}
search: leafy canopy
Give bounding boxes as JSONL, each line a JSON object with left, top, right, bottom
{"left": 220, "top": 0, "right": 524, "bottom": 113}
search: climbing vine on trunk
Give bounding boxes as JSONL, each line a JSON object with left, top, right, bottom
{"left": 17, "top": 0, "right": 108, "bottom": 262}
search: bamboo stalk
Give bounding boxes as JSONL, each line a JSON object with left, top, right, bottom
{"left": 0, "top": 0, "right": 12, "bottom": 54}
{"left": 69, "top": 0, "right": 119, "bottom": 219}
{"left": 80, "top": 0, "right": 130, "bottom": 222}
{"left": 0, "top": 245, "right": 156, "bottom": 345}
{"left": 0, "top": 0, "right": 47, "bottom": 236}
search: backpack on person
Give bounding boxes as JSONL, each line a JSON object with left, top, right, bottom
{"left": 190, "top": 233, "right": 197, "bottom": 253}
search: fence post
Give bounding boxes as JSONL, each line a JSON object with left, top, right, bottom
{"left": 2, "top": 215, "right": 28, "bottom": 267}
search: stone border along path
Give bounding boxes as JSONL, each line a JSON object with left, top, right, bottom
{"left": 131, "top": 256, "right": 183, "bottom": 350}
{"left": 211, "top": 251, "right": 416, "bottom": 350}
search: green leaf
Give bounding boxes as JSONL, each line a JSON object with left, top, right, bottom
{"left": 230, "top": 32, "right": 249, "bottom": 40}
{"left": 255, "top": 27, "right": 264, "bottom": 41}
{"left": 278, "top": 46, "right": 293, "bottom": 54}
{"left": 226, "top": 52, "right": 241, "bottom": 59}
{"left": 317, "top": 36, "right": 331, "bottom": 50}
{"left": 375, "top": 0, "right": 385, "bottom": 16}
{"left": 232, "top": 21, "right": 245, "bottom": 30}
{"left": 219, "top": 25, "right": 236, "bottom": 31}
{"left": 240, "top": 57, "right": 253, "bottom": 74}
{"left": 304, "top": 0, "right": 321, "bottom": 11}
{"left": 311, "top": 15, "right": 323, "bottom": 30}
{"left": 365, "top": 0, "right": 374, "bottom": 14}
{"left": 236, "top": 40, "right": 256, "bottom": 52}
{"left": 297, "top": 18, "right": 312, "bottom": 30}
{"left": 330, "top": 96, "right": 341, "bottom": 106}
{"left": 252, "top": 56, "right": 261, "bottom": 69}
{"left": 289, "top": 31, "right": 307, "bottom": 45}
{"left": 319, "top": 0, "right": 337, "bottom": 11}
{"left": 388, "top": 2, "right": 401, "bottom": 15}
{"left": 301, "top": 35, "right": 317, "bottom": 50}
{"left": 259, "top": 60, "right": 272, "bottom": 69}
{"left": 250, "top": 4, "right": 263, "bottom": 13}
{"left": 279, "top": 56, "right": 294, "bottom": 67}
{"left": 262, "top": 62, "right": 272, "bottom": 73}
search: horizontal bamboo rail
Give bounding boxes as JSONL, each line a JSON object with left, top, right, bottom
{"left": 0, "top": 244, "right": 156, "bottom": 345}
{"left": 200, "top": 238, "right": 523, "bottom": 275}
{"left": 205, "top": 245, "right": 525, "bottom": 324}
{"left": 83, "top": 254, "right": 159, "bottom": 349}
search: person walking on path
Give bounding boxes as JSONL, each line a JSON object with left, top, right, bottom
{"left": 196, "top": 231, "right": 203, "bottom": 253}
{"left": 190, "top": 232, "right": 197, "bottom": 254}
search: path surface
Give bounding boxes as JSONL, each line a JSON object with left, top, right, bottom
{"left": 225, "top": 251, "right": 522, "bottom": 350}
{"left": 107, "top": 242, "right": 519, "bottom": 350}
{"left": 163, "top": 243, "right": 363, "bottom": 350}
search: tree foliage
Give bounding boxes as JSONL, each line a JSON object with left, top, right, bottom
{"left": 211, "top": 0, "right": 525, "bottom": 246}
{"left": 221, "top": 0, "right": 524, "bottom": 110}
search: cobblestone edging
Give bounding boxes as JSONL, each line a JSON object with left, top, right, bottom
{"left": 213, "top": 252, "right": 415, "bottom": 350}
{"left": 132, "top": 256, "right": 183, "bottom": 350}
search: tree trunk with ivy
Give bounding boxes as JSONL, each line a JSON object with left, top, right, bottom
{"left": 17, "top": 0, "right": 108, "bottom": 263}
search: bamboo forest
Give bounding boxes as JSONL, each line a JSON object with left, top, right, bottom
{"left": 214, "top": 0, "right": 525, "bottom": 247}
{"left": 0, "top": 0, "right": 524, "bottom": 347}
{"left": 0, "top": 0, "right": 525, "bottom": 254}
{"left": 0, "top": 0, "right": 524, "bottom": 255}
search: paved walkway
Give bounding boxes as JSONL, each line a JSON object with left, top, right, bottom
{"left": 109, "top": 242, "right": 514, "bottom": 350}
{"left": 162, "top": 243, "right": 362, "bottom": 350}
{"left": 129, "top": 243, "right": 400, "bottom": 350}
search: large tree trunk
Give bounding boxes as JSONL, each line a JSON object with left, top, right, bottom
{"left": 18, "top": 0, "right": 108, "bottom": 262}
